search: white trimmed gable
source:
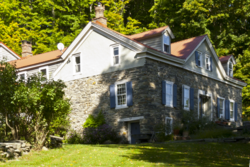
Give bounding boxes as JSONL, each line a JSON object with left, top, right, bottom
{"left": 0, "top": 43, "right": 20, "bottom": 62}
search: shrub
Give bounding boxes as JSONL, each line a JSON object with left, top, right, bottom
{"left": 83, "top": 111, "right": 106, "bottom": 128}
{"left": 65, "top": 130, "right": 83, "bottom": 144}
{"left": 194, "top": 128, "right": 235, "bottom": 139}
{"left": 83, "top": 124, "right": 121, "bottom": 144}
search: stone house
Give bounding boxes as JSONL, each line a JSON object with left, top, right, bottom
{"left": 2, "top": 4, "right": 246, "bottom": 144}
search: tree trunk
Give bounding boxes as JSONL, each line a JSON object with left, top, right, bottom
{"left": 5, "top": 113, "right": 17, "bottom": 140}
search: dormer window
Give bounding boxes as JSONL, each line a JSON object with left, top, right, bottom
{"left": 163, "top": 33, "right": 170, "bottom": 53}
{"left": 228, "top": 60, "right": 234, "bottom": 77}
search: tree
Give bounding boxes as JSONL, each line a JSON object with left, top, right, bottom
{"left": 0, "top": 60, "right": 71, "bottom": 149}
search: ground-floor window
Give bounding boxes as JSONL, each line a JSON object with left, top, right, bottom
{"left": 165, "top": 117, "right": 173, "bottom": 135}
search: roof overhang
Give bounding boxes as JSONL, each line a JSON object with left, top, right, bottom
{"left": 0, "top": 43, "right": 21, "bottom": 60}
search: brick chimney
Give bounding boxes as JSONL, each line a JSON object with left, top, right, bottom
{"left": 92, "top": 2, "right": 107, "bottom": 26}
{"left": 21, "top": 40, "right": 33, "bottom": 57}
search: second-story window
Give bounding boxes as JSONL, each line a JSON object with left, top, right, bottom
{"left": 163, "top": 34, "right": 170, "bottom": 53}
{"left": 113, "top": 47, "right": 119, "bottom": 65}
{"left": 75, "top": 55, "right": 81, "bottom": 73}
{"left": 205, "top": 55, "right": 211, "bottom": 71}
{"left": 228, "top": 61, "right": 233, "bottom": 77}
{"left": 195, "top": 51, "right": 202, "bottom": 67}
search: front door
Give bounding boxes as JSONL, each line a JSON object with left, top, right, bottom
{"left": 131, "top": 122, "right": 140, "bottom": 144}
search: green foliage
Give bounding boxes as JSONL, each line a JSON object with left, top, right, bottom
{"left": 181, "top": 110, "right": 212, "bottom": 134}
{"left": 194, "top": 128, "right": 235, "bottom": 139}
{"left": 0, "top": 60, "right": 71, "bottom": 149}
{"left": 65, "top": 130, "right": 83, "bottom": 144}
{"left": 153, "top": 122, "right": 174, "bottom": 142}
{"left": 83, "top": 111, "right": 106, "bottom": 128}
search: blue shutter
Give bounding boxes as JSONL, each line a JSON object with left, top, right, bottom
{"left": 173, "top": 83, "right": 177, "bottom": 108}
{"left": 190, "top": 88, "right": 194, "bottom": 111}
{"left": 195, "top": 51, "right": 199, "bottom": 66}
{"left": 234, "top": 102, "right": 237, "bottom": 121}
{"left": 162, "top": 81, "right": 166, "bottom": 105}
{"left": 110, "top": 84, "right": 116, "bottom": 108}
{"left": 210, "top": 57, "right": 213, "bottom": 71}
{"left": 217, "top": 98, "right": 220, "bottom": 118}
{"left": 225, "top": 100, "right": 229, "bottom": 120}
{"left": 127, "top": 82, "right": 133, "bottom": 106}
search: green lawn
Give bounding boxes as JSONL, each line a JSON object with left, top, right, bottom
{"left": 1, "top": 143, "right": 250, "bottom": 167}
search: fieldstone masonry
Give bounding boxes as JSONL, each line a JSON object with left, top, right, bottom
{"left": 65, "top": 58, "right": 242, "bottom": 141}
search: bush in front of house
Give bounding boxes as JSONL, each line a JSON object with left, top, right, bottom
{"left": 65, "top": 130, "right": 83, "bottom": 144}
{"left": 83, "top": 124, "right": 121, "bottom": 144}
{"left": 194, "top": 127, "right": 235, "bottom": 139}
{"left": 82, "top": 111, "right": 121, "bottom": 144}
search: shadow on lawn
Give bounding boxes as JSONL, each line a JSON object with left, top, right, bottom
{"left": 99, "top": 142, "right": 250, "bottom": 167}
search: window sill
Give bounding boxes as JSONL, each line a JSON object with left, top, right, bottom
{"left": 165, "top": 105, "right": 174, "bottom": 108}
{"left": 183, "top": 107, "right": 190, "bottom": 111}
{"left": 115, "top": 106, "right": 128, "bottom": 110}
{"left": 73, "top": 72, "right": 82, "bottom": 76}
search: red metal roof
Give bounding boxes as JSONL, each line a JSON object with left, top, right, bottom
{"left": 219, "top": 55, "right": 232, "bottom": 64}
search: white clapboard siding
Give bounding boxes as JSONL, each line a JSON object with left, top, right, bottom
{"left": 138, "top": 36, "right": 162, "bottom": 51}
{"left": 0, "top": 46, "right": 19, "bottom": 62}
{"left": 25, "top": 62, "right": 63, "bottom": 79}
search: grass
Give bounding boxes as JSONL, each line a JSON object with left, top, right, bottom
{"left": 1, "top": 143, "right": 250, "bottom": 167}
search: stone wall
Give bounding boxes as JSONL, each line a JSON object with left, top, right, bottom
{"left": 65, "top": 58, "right": 243, "bottom": 141}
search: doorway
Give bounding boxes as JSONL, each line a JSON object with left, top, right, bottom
{"left": 130, "top": 122, "right": 140, "bottom": 144}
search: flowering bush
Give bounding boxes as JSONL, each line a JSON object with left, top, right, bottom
{"left": 65, "top": 130, "right": 83, "bottom": 144}
{"left": 83, "top": 124, "right": 121, "bottom": 144}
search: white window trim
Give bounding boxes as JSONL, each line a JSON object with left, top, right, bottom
{"left": 72, "top": 52, "right": 82, "bottom": 75}
{"left": 165, "top": 80, "right": 174, "bottom": 107}
{"left": 18, "top": 71, "right": 27, "bottom": 81}
{"left": 227, "top": 60, "right": 234, "bottom": 77}
{"left": 229, "top": 99, "right": 235, "bottom": 122}
{"left": 217, "top": 96, "right": 225, "bottom": 119}
{"left": 39, "top": 66, "right": 49, "bottom": 80}
{"left": 196, "top": 51, "right": 203, "bottom": 68}
{"left": 110, "top": 44, "right": 121, "bottom": 66}
{"left": 205, "top": 54, "right": 211, "bottom": 71}
{"left": 183, "top": 85, "right": 190, "bottom": 111}
{"left": 162, "top": 32, "right": 171, "bottom": 53}
{"left": 115, "top": 80, "right": 128, "bottom": 109}
{"left": 165, "top": 117, "right": 173, "bottom": 135}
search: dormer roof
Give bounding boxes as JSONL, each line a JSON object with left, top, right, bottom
{"left": 129, "top": 26, "right": 170, "bottom": 40}
{"left": 219, "top": 55, "right": 234, "bottom": 64}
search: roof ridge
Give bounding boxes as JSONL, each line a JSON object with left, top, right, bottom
{"left": 128, "top": 26, "right": 169, "bottom": 37}
{"left": 172, "top": 34, "right": 207, "bottom": 45}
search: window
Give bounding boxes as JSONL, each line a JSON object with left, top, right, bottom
{"left": 75, "top": 55, "right": 81, "bottom": 73}
{"left": 165, "top": 81, "right": 173, "bottom": 107}
{"left": 163, "top": 33, "right": 170, "bottom": 53}
{"left": 205, "top": 55, "right": 211, "bottom": 71}
{"left": 228, "top": 61, "right": 233, "bottom": 77}
{"left": 218, "top": 97, "right": 225, "bottom": 119}
{"left": 116, "top": 83, "right": 127, "bottom": 107}
{"left": 18, "top": 72, "right": 27, "bottom": 81}
{"left": 183, "top": 85, "right": 190, "bottom": 110}
{"left": 165, "top": 117, "right": 173, "bottom": 135}
{"left": 229, "top": 101, "right": 234, "bottom": 121}
{"left": 113, "top": 47, "right": 119, "bottom": 65}
{"left": 111, "top": 45, "right": 120, "bottom": 66}
{"left": 196, "top": 51, "right": 202, "bottom": 67}
{"left": 39, "top": 67, "right": 49, "bottom": 81}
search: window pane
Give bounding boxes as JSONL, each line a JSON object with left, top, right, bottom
{"left": 114, "top": 56, "right": 119, "bottom": 65}
{"left": 219, "top": 99, "right": 224, "bottom": 114}
{"left": 118, "top": 95, "right": 126, "bottom": 105}
{"left": 114, "top": 47, "right": 119, "bottom": 56}
{"left": 184, "top": 97, "right": 189, "bottom": 108}
{"left": 165, "top": 118, "right": 172, "bottom": 134}
{"left": 164, "top": 44, "right": 170, "bottom": 53}
{"left": 230, "top": 102, "right": 233, "bottom": 111}
{"left": 75, "top": 64, "right": 80, "bottom": 72}
{"left": 41, "top": 69, "right": 46, "bottom": 76}
{"left": 166, "top": 84, "right": 172, "bottom": 95}
{"left": 184, "top": 88, "right": 189, "bottom": 98}
{"left": 164, "top": 35, "right": 170, "bottom": 45}
{"left": 166, "top": 94, "right": 172, "bottom": 106}
{"left": 75, "top": 56, "right": 80, "bottom": 64}
{"left": 20, "top": 74, "right": 25, "bottom": 80}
